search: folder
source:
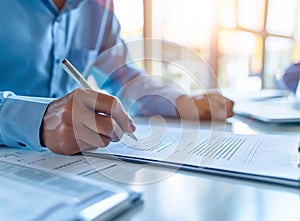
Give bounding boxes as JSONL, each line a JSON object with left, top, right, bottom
{"left": 0, "top": 159, "right": 142, "bottom": 221}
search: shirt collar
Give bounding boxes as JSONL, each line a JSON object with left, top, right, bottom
{"left": 42, "top": 0, "right": 88, "bottom": 15}
{"left": 61, "top": 0, "right": 88, "bottom": 13}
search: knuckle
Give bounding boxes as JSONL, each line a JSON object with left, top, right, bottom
{"left": 73, "top": 88, "right": 92, "bottom": 102}
{"left": 74, "top": 88, "right": 87, "bottom": 101}
{"left": 74, "top": 88, "right": 85, "bottom": 94}
{"left": 57, "top": 123, "right": 70, "bottom": 135}
{"left": 110, "top": 96, "right": 121, "bottom": 110}
{"left": 70, "top": 88, "right": 83, "bottom": 99}
{"left": 110, "top": 95, "right": 118, "bottom": 103}
{"left": 60, "top": 107, "right": 72, "bottom": 121}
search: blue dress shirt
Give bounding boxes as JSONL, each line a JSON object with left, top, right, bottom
{"left": 0, "top": 0, "right": 181, "bottom": 151}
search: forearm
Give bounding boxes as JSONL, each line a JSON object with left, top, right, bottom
{"left": 0, "top": 91, "right": 53, "bottom": 150}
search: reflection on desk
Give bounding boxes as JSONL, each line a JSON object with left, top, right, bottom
{"left": 1, "top": 116, "right": 300, "bottom": 221}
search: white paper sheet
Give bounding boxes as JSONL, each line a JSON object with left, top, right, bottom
{"left": 85, "top": 125, "right": 300, "bottom": 184}
{"left": 0, "top": 148, "right": 119, "bottom": 176}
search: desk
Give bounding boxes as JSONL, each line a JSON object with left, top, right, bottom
{"left": 85, "top": 116, "right": 300, "bottom": 221}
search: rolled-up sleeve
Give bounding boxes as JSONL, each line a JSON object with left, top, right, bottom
{"left": 0, "top": 91, "right": 53, "bottom": 150}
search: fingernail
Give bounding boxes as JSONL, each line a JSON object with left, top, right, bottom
{"left": 129, "top": 122, "right": 136, "bottom": 132}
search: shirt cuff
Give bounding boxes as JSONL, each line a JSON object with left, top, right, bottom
{"left": 0, "top": 95, "right": 54, "bottom": 151}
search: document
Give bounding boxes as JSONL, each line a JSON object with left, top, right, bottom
{"left": 0, "top": 159, "right": 141, "bottom": 221}
{"left": 0, "top": 148, "right": 125, "bottom": 177}
{"left": 84, "top": 125, "right": 300, "bottom": 187}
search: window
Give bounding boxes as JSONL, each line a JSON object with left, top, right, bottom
{"left": 113, "top": 0, "right": 144, "bottom": 41}
{"left": 114, "top": 0, "right": 300, "bottom": 93}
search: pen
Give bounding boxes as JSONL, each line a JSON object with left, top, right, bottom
{"left": 61, "top": 58, "right": 93, "bottom": 90}
{"left": 60, "top": 58, "right": 138, "bottom": 142}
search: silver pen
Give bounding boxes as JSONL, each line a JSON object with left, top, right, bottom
{"left": 60, "top": 58, "right": 138, "bottom": 142}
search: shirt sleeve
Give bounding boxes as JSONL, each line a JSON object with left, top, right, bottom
{"left": 0, "top": 91, "right": 53, "bottom": 150}
{"left": 88, "top": 1, "right": 183, "bottom": 117}
{"left": 100, "top": 65, "right": 183, "bottom": 117}
{"left": 278, "top": 61, "right": 300, "bottom": 93}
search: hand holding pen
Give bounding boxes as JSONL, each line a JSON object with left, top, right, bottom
{"left": 60, "top": 59, "right": 138, "bottom": 142}
{"left": 40, "top": 59, "right": 137, "bottom": 155}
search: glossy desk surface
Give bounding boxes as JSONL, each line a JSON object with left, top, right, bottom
{"left": 86, "top": 116, "right": 300, "bottom": 221}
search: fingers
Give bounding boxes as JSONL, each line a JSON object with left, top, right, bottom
{"left": 176, "top": 95, "right": 214, "bottom": 120}
{"left": 80, "top": 89, "right": 134, "bottom": 133}
{"left": 225, "top": 98, "right": 234, "bottom": 117}
{"left": 75, "top": 125, "right": 112, "bottom": 148}
{"left": 73, "top": 89, "right": 132, "bottom": 144}
{"left": 45, "top": 118, "right": 115, "bottom": 155}
{"left": 42, "top": 88, "right": 135, "bottom": 155}
{"left": 202, "top": 93, "right": 234, "bottom": 120}
{"left": 78, "top": 108, "right": 124, "bottom": 142}
{"left": 176, "top": 93, "right": 235, "bottom": 121}
{"left": 74, "top": 88, "right": 133, "bottom": 139}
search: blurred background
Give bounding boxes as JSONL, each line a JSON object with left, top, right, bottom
{"left": 113, "top": 0, "right": 300, "bottom": 94}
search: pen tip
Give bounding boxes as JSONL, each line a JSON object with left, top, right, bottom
{"left": 127, "top": 133, "right": 138, "bottom": 141}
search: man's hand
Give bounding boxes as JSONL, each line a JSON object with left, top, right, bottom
{"left": 176, "top": 93, "right": 234, "bottom": 121}
{"left": 41, "top": 88, "right": 135, "bottom": 155}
